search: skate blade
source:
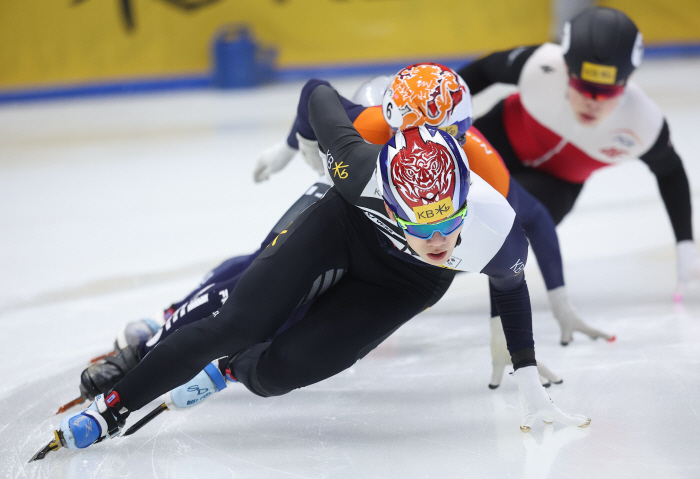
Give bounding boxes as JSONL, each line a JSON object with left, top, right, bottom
{"left": 28, "top": 430, "right": 63, "bottom": 462}
{"left": 56, "top": 396, "right": 85, "bottom": 415}
{"left": 121, "top": 403, "right": 169, "bottom": 437}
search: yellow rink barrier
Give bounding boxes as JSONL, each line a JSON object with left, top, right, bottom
{"left": 600, "top": 0, "right": 700, "bottom": 43}
{"left": 1, "top": 0, "right": 550, "bottom": 90}
{"left": 0, "top": 0, "right": 698, "bottom": 92}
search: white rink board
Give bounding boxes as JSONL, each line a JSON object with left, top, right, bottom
{"left": 1, "top": 59, "right": 700, "bottom": 478}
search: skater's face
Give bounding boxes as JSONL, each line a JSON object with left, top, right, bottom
{"left": 566, "top": 75, "right": 624, "bottom": 126}
{"left": 385, "top": 203, "right": 463, "bottom": 266}
{"left": 567, "top": 87, "right": 622, "bottom": 126}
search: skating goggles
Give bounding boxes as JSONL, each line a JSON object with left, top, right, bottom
{"left": 395, "top": 202, "right": 468, "bottom": 239}
{"left": 568, "top": 77, "right": 625, "bottom": 101}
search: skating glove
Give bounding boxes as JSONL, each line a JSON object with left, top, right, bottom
{"left": 489, "top": 316, "right": 562, "bottom": 389}
{"left": 253, "top": 142, "right": 296, "bottom": 183}
{"left": 547, "top": 286, "right": 614, "bottom": 345}
{"left": 513, "top": 365, "right": 590, "bottom": 432}
{"left": 296, "top": 133, "right": 326, "bottom": 177}
{"left": 675, "top": 240, "right": 700, "bottom": 302}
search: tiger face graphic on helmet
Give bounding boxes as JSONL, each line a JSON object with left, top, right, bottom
{"left": 382, "top": 63, "right": 473, "bottom": 138}
{"left": 391, "top": 130, "right": 455, "bottom": 210}
{"left": 378, "top": 125, "right": 470, "bottom": 225}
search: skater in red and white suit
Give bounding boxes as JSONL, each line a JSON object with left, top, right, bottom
{"left": 457, "top": 6, "right": 700, "bottom": 299}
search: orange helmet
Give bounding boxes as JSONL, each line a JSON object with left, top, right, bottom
{"left": 382, "top": 63, "right": 473, "bottom": 143}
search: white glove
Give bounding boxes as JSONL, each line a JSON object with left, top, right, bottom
{"left": 296, "top": 132, "right": 326, "bottom": 177}
{"left": 489, "top": 316, "right": 562, "bottom": 389}
{"left": 548, "top": 286, "right": 614, "bottom": 345}
{"left": 675, "top": 240, "right": 700, "bottom": 302}
{"left": 253, "top": 142, "right": 296, "bottom": 183}
{"left": 513, "top": 365, "right": 590, "bottom": 432}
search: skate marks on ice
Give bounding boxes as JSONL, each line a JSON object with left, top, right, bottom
{"left": 0, "top": 261, "right": 216, "bottom": 316}
{"left": 4, "top": 305, "right": 697, "bottom": 479}
{"left": 2, "top": 368, "right": 237, "bottom": 479}
{"left": 2, "top": 254, "right": 700, "bottom": 477}
{"left": 0, "top": 319, "right": 580, "bottom": 479}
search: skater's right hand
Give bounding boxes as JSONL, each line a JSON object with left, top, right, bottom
{"left": 512, "top": 366, "right": 590, "bottom": 432}
{"left": 489, "top": 316, "right": 563, "bottom": 389}
{"left": 548, "top": 286, "right": 614, "bottom": 345}
{"left": 253, "top": 142, "right": 296, "bottom": 183}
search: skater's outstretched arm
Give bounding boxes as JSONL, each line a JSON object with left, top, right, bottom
{"left": 254, "top": 79, "right": 372, "bottom": 181}
{"left": 308, "top": 85, "right": 381, "bottom": 205}
{"left": 481, "top": 219, "right": 590, "bottom": 430}
{"left": 640, "top": 120, "right": 700, "bottom": 298}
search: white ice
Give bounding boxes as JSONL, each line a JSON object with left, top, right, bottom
{"left": 1, "top": 58, "right": 700, "bottom": 478}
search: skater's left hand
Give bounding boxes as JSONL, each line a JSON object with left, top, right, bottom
{"left": 675, "top": 240, "right": 700, "bottom": 302}
{"left": 253, "top": 142, "right": 296, "bottom": 183}
{"left": 513, "top": 366, "right": 590, "bottom": 432}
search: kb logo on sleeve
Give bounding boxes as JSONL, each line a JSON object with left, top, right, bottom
{"left": 326, "top": 150, "right": 349, "bottom": 179}
{"left": 510, "top": 259, "right": 525, "bottom": 275}
{"left": 332, "top": 161, "right": 349, "bottom": 179}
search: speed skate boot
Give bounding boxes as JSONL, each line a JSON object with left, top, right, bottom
{"left": 60, "top": 392, "right": 129, "bottom": 450}
{"left": 79, "top": 345, "right": 140, "bottom": 401}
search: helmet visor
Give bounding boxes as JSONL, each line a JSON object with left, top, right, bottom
{"left": 396, "top": 202, "right": 468, "bottom": 239}
{"left": 569, "top": 77, "right": 625, "bottom": 101}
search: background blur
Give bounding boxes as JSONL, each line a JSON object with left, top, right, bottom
{"left": 1, "top": 0, "right": 699, "bottom": 99}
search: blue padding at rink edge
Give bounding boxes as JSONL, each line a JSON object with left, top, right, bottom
{"left": 644, "top": 43, "right": 700, "bottom": 58}
{"left": 1, "top": 42, "right": 699, "bottom": 104}
{"left": 0, "top": 75, "right": 211, "bottom": 104}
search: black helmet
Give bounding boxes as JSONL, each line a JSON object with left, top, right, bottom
{"left": 562, "top": 7, "right": 643, "bottom": 85}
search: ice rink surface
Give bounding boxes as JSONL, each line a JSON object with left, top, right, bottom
{"left": 2, "top": 57, "right": 700, "bottom": 478}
